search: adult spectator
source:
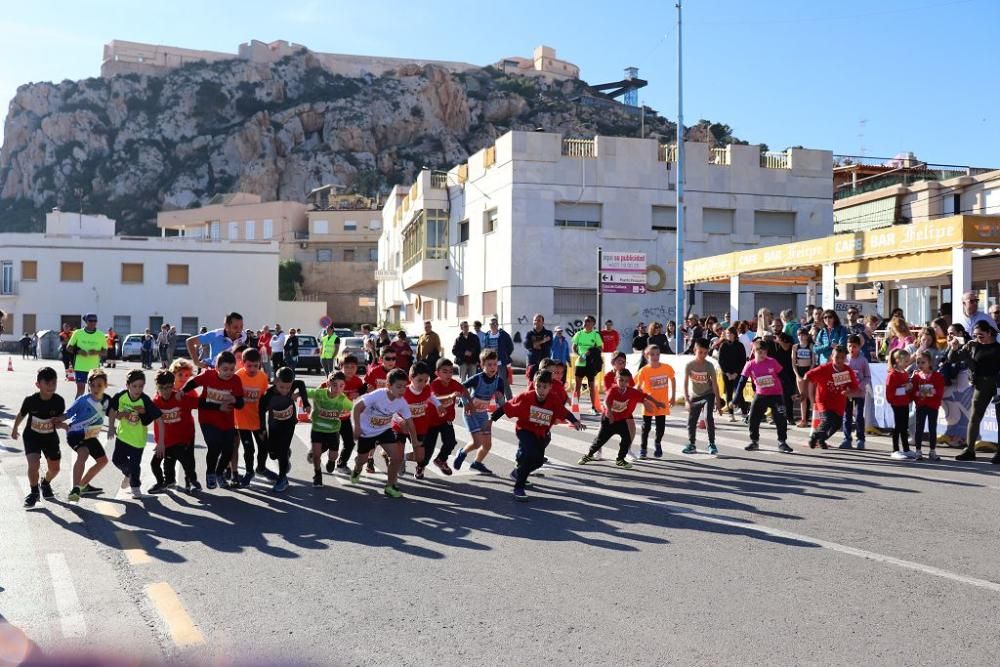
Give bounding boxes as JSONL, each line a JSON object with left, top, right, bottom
{"left": 960, "top": 291, "right": 995, "bottom": 334}
{"left": 320, "top": 324, "right": 341, "bottom": 376}
{"left": 19, "top": 332, "right": 30, "bottom": 359}
{"left": 269, "top": 324, "right": 287, "bottom": 370}
{"left": 648, "top": 322, "right": 673, "bottom": 355}
{"left": 473, "top": 320, "right": 487, "bottom": 348}
{"left": 167, "top": 325, "right": 178, "bottom": 365}
{"left": 600, "top": 320, "right": 620, "bottom": 354}
{"left": 67, "top": 314, "right": 106, "bottom": 398}
{"left": 156, "top": 324, "right": 170, "bottom": 368}
{"left": 632, "top": 324, "right": 649, "bottom": 354}
{"left": 938, "top": 302, "right": 953, "bottom": 326}
{"left": 631, "top": 322, "right": 645, "bottom": 341}
{"left": 524, "top": 314, "right": 553, "bottom": 370}
{"left": 390, "top": 330, "right": 413, "bottom": 372}
{"left": 719, "top": 326, "right": 748, "bottom": 419}
{"left": 683, "top": 314, "right": 704, "bottom": 354}
{"left": 884, "top": 317, "right": 915, "bottom": 357}
{"left": 483, "top": 316, "right": 515, "bottom": 399}
{"left": 187, "top": 313, "right": 247, "bottom": 369}
{"left": 375, "top": 328, "right": 392, "bottom": 357}
{"left": 452, "top": 320, "right": 481, "bottom": 381}
{"left": 950, "top": 320, "right": 1000, "bottom": 462}
{"left": 283, "top": 328, "right": 300, "bottom": 371}
{"left": 814, "top": 309, "right": 849, "bottom": 365}
{"left": 571, "top": 315, "right": 604, "bottom": 414}
{"left": 551, "top": 326, "right": 571, "bottom": 365}
{"left": 361, "top": 324, "right": 376, "bottom": 365}
{"left": 59, "top": 323, "right": 74, "bottom": 377}
{"left": 844, "top": 307, "right": 872, "bottom": 354}
{"left": 416, "top": 320, "right": 443, "bottom": 369}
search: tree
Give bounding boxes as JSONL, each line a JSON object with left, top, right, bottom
{"left": 278, "top": 260, "right": 304, "bottom": 300}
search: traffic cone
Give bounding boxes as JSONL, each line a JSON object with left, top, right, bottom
{"left": 6, "top": 357, "right": 12, "bottom": 372}
{"left": 296, "top": 397, "right": 310, "bottom": 423}
{"left": 698, "top": 419, "right": 706, "bottom": 430}
{"left": 571, "top": 393, "right": 580, "bottom": 414}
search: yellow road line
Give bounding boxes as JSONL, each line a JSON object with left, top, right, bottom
{"left": 93, "top": 501, "right": 122, "bottom": 518}
{"left": 114, "top": 530, "right": 151, "bottom": 565}
{"left": 145, "top": 582, "right": 204, "bottom": 647}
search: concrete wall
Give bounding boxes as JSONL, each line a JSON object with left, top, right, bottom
{"left": 101, "top": 39, "right": 235, "bottom": 77}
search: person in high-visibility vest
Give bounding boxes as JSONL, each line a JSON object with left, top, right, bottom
{"left": 319, "top": 325, "right": 341, "bottom": 376}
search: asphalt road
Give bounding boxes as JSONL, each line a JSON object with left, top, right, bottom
{"left": 2, "top": 357, "right": 1000, "bottom": 666}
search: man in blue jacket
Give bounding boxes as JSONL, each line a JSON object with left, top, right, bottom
{"left": 483, "top": 316, "right": 515, "bottom": 399}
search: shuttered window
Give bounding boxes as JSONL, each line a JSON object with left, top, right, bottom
{"left": 703, "top": 208, "right": 734, "bottom": 234}
{"left": 60, "top": 262, "right": 83, "bottom": 282}
{"left": 753, "top": 211, "right": 796, "bottom": 237}
{"left": 482, "top": 291, "right": 497, "bottom": 317}
{"left": 555, "top": 202, "right": 602, "bottom": 228}
{"left": 167, "top": 264, "right": 189, "bottom": 285}
{"left": 121, "top": 263, "right": 144, "bottom": 284}
{"left": 652, "top": 205, "right": 677, "bottom": 231}
{"left": 21, "top": 260, "right": 37, "bottom": 281}
{"left": 553, "top": 288, "right": 597, "bottom": 315}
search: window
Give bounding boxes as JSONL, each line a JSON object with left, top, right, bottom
{"left": 23, "top": 313, "right": 36, "bottom": 335}
{"left": 317, "top": 248, "right": 333, "bottom": 262}
{"left": 482, "top": 290, "right": 497, "bottom": 317}
{"left": 344, "top": 221, "right": 357, "bottom": 231}
{"left": 167, "top": 264, "right": 189, "bottom": 285}
{"left": 227, "top": 221, "right": 239, "bottom": 240}
{"left": 181, "top": 317, "right": 199, "bottom": 334}
{"left": 554, "top": 202, "right": 602, "bottom": 228}
{"left": 61, "top": 315, "right": 81, "bottom": 330}
{"left": 422, "top": 299, "right": 434, "bottom": 322}
{"left": 458, "top": 219, "right": 470, "bottom": 243}
{"left": 60, "top": 261, "right": 83, "bottom": 282}
{"left": 1, "top": 262, "right": 12, "bottom": 294}
{"left": 483, "top": 208, "right": 498, "bottom": 234}
{"left": 754, "top": 210, "right": 796, "bottom": 237}
{"left": 149, "top": 316, "right": 163, "bottom": 332}
{"left": 313, "top": 219, "right": 329, "bottom": 235}
{"left": 343, "top": 249, "right": 355, "bottom": 262}
{"left": 209, "top": 221, "right": 220, "bottom": 239}
{"left": 457, "top": 294, "right": 469, "bottom": 318}
{"left": 703, "top": 208, "right": 735, "bottom": 235}
{"left": 553, "top": 288, "right": 597, "bottom": 315}
{"left": 652, "top": 205, "right": 677, "bottom": 231}
{"left": 245, "top": 220, "right": 255, "bottom": 240}
{"left": 368, "top": 247, "right": 378, "bottom": 262}
{"left": 113, "top": 315, "right": 132, "bottom": 335}
{"left": 121, "top": 263, "right": 144, "bottom": 284}
{"left": 21, "top": 260, "right": 37, "bottom": 281}
{"left": 402, "top": 209, "right": 448, "bottom": 269}
{"left": 262, "top": 219, "right": 274, "bottom": 239}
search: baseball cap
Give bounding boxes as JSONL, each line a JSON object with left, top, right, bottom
{"left": 554, "top": 326, "right": 563, "bottom": 333}
{"left": 84, "top": 313, "right": 98, "bottom": 322}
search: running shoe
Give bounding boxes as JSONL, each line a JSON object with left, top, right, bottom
{"left": 639, "top": 449, "right": 648, "bottom": 459}
{"left": 453, "top": 450, "right": 468, "bottom": 470}
{"left": 206, "top": 474, "right": 218, "bottom": 489}
{"left": 955, "top": 449, "right": 976, "bottom": 461}
{"left": 239, "top": 472, "right": 254, "bottom": 487}
{"left": 120, "top": 475, "right": 131, "bottom": 489}
{"left": 366, "top": 460, "right": 377, "bottom": 474}
{"left": 707, "top": 444, "right": 718, "bottom": 455}
{"left": 592, "top": 449, "right": 603, "bottom": 461}
{"left": 67, "top": 486, "right": 81, "bottom": 502}
{"left": 188, "top": 480, "right": 202, "bottom": 492}
{"left": 313, "top": 471, "right": 323, "bottom": 487}
{"left": 148, "top": 482, "right": 170, "bottom": 494}
{"left": 614, "top": 459, "right": 633, "bottom": 470}
{"left": 23, "top": 491, "right": 39, "bottom": 508}
{"left": 928, "top": 450, "right": 941, "bottom": 462}
{"left": 350, "top": 470, "right": 361, "bottom": 484}
{"left": 40, "top": 480, "right": 54, "bottom": 499}
{"left": 913, "top": 450, "right": 924, "bottom": 461}
{"left": 383, "top": 484, "right": 403, "bottom": 499}
{"left": 856, "top": 440, "right": 866, "bottom": 450}
{"left": 469, "top": 461, "right": 493, "bottom": 475}
{"left": 80, "top": 485, "right": 103, "bottom": 496}
{"left": 130, "top": 486, "right": 143, "bottom": 499}
{"left": 336, "top": 462, "right": 350, "bottom": 472}
{"left": 903, "top": 450, "right": 918, "bottom": 459}
{"left": 653, "top": 445, "right": 663, "bottom": 458}
{"left": 512, "top": 487, "right": 528, "bottom": 501}
{"left": 415, "top": 465, "right": 425, "bottom": 480}
{"left": 577, "top": 454, "right": 595, "bottom": 465}
{"left": 808, "top": 438, "right": 818, "bottom": 449}
{"left": 890, "top": 451, "right": 909, "bottom": 460}
{"left": 681, "top": 443, "right": 696, "bottom": 455}
{"left": 326, "top": 459, "right": 336, "bottom": 474}
{"left": 223, "top": 468, "right": 232, "bottom": 482}
{"left": 273, "top": 477, "right": 289, "bottom": 493}
{"left": 432, "top": 458, "right": 453, "bottom": 476}
{"left": 508, "top": 470, "right": 531, "bottom": 486}
{"left": 838, "top": 440, "right": 853, "bottom": 449}
{"left": 819, "top": 441, "right": 829, "bottom": 450}
{"left": 778, "top": 443, "right": 794, "bottom": 454}
{"left": 744, "top": 442, "right": 759, "bottom": 451}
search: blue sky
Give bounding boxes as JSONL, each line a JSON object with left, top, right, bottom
{"left": 1, "top": 0, "right": 996, "bottom": 165}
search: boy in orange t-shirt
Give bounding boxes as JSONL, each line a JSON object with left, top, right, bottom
{"left": 634, "top": 344, "right": 676, "bottom": 459}
{"left": 234, "top": 348, "right": 272, "bottom": 485}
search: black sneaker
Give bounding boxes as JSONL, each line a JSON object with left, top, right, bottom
{"left": 148, "top": 482, "right": 170, "bottom": 494}
{"left": 639, "top": 449, "right": 648, "bottom": 460}
{"left": 24, "top": 491, "right": 39, "bottom": 508}
{"left": 313, "top": 471, "right": 323, "bottom": 487}
{"left": 188, "top": 480, "right": 202, "bottom": 492}
{"left": 744, "top": 442, "right": 759, "bottom": 451}
{"left": 80, "top": 485, "right": 103, "bottom": 496}
{"left": 653, "top": 445, "right": 663, "bottom": 458}
{"left": 778, "top": 443, "right": 794, "bottom": 454}
{"left": 808, "top": 438, "right": 818, "bottom": 449}
{"left": 325, "top": 459, "right": 336, "bottom": 474}
{"left": 992, "top": 452, "right": 1000, "bottom": 465}
{"left": 819, "top": 441, "right": 829, "bottom": 450}
{"left": 955, "top": 449, "right": 976, "bottom": 461}
{"left": 39, "top": 480, "right": 54, "bottom": 499}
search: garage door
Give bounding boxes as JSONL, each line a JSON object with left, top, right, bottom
{"left": 701, "top": 292, "right": 730, "bottom": 320}
{"left": 754, "top": 292, "right": 797, "bottom": 318}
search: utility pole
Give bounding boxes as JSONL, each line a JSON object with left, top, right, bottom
{"left": 674, "top": 0, "right": 685, "bottom": 356}
{"left": 596, "top": 246, "right": 603, "bottom": 328}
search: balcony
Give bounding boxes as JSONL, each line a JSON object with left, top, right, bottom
{"left": 562, "top": 139, "right": 596, "bottom": 158}
{"left": 430, "top": 172, "right": 448, "bottom": 189}
{"left": 760, "top": 151, "right": 790, "bottom": 169}
{"left": 401, "top": 253, "right": 448, "bottom": 290}
{"left": 708, "top": 147, "right": 730, "bottom": 165}
{"left": 400, "top": 210, "right": 448, "bottom": 289}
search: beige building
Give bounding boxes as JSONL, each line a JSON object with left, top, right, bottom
{"left": 495, "top": 46, "right": 580, "bottom": 82}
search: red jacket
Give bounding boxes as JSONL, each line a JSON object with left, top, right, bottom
{"left": 911, "top": 371, "right": 944, "bottom": 410}
{"left": 885, "top": 369, "right": 914, "bottom": 407}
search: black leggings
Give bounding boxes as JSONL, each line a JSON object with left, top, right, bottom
{"left": 641, "top": 415, "right": 666, "bottom": 449}
{"left": 267, "top": 426, "right": 295, "bottom": 479}
{"left": 891, "top": 405, "right": 910, "bottom": 452}
{"left": 202, "top": 424, "right": 236, "bottom": 477}
{"left": 748, "top": 394, "right": 788, "bottom": 443}
{"left": 810, "top": 411, "right": 843, "bottom": 446}
{"left": 588, "top": 419, "right": 632, "bottom": 460}
{"left": 967, "top": 378, "right": 997, "bottom": 448}
{"left": 422, "top": 423, "right": 458, "bottom": 465}
{"left": 513, "top": 430, "right": 547, "bottom": 489}
{"left": 112, "top": 439, "right": 144, "bottom": 487}
{"left": 335, "top": 419, "right": 356, "bottom": 467}
{"left": 687, "top": 394, "right": 716, "bottom": 443}
{"left": 913, "top": 405, "right": 937, "bottom": 451}
{"left": 239, "top": 429, "right": 267, "bottom": 472}
{"left": 151, "top": 443, "right": 197, "bottom": 485}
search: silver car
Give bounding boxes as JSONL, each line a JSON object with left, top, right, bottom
{"left": 337, "top": 336, "right": 368, "bottom": 372}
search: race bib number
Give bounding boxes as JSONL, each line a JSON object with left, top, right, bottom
{"left": 920, "top": 384, "right": 936, "bottom": 397}
{"left": 30, "top": 418, "right": 54, "bottom": 434}
{"left": 895, "top": 387, "right": 909, "bottom": 397}
{"left": 206, "top": 388, "right": 232, "bottom": 403}
{"left": 611, "top": 400, "right": 629, "bottom": 413}
{"left": 831, "top": 371, "right": 851, "bottom": 386}
{"left": 369, "top": 414, "right": 393, "bottom": 428}
{"left": 650, "top": 375, "right": 670, "bottom": 389}
{"left": 317, "top": 408, "right": 339, "bottom": 420}
{"left": 473, "top": 398, "right": 491, "bottom": 412}
{"left": 528, "top": 406, "right": 553, "bottom": 427}
{"left": 244, "top": 388, "right": 261, "bottom": 402}
{"left": 438, "top": 396, "right": 454, "bottom": 407}
{"left": 124, "top": 411, "right": 142, "bottom": 424}
{"left": 271, "top": 405, "right": 295, "bottom": 421}
{"left": 410, "top": 403, "right": 427, "bottom": 418}
{"left": 161, "top": 408, "right": 181, "bottom": 424}
{"left": 755, "top": 374, "right": 776, "bottom": 389}
{"left": 689, "top": 371, "right": 708, "bottom": 384}
{"left": 375, "top": 379, "right": 388, "bottom": 389}
{"left": 796, "top": 349, "right": 812, "bottom": 360}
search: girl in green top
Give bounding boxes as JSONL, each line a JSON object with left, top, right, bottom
{"left": 308, "top": 371, "right": 353, "bottom": 487}
{"left": 108, "top": 370, "right": 164, "bottom": 498}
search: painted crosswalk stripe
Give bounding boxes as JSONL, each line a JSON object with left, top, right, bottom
{"left": 115, "top": 530, "right": 152, "bottom": 565}
{"left": 45, "top": 553, "right": 87, "bottom": 638}
{"left": 146, "top": 582, "right": 204, "bottom": 647}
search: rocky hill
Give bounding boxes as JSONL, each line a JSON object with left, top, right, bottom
{"left": 0, "top": 50, "right": 741, "bottom": 234}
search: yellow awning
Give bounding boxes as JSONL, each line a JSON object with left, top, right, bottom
{"left": 834, "top": 249, "right": 953, "bottom": 283}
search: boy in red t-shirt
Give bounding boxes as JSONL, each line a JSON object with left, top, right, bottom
{"left": 911, "top": 350, "right": 944, "bottom": 461}
{"left": 334, "top": 355, "right": 366, "bottom": 471}
{"left": 393, "top": 362, "right": 444, "bottom": 479}
{"left": 803, "top": 344, "right": 859, "bottom": 450}
{"left": 578, "top": 368, "right": 663, "bottom": 468}
{"left": 182, "top": 350, "right": 245, "bottom": 489}
{"left": 150, "top": 369, "right": 201, "bottom": 493}
{"left": 422, "top": 359, "right": 469, "bottom": 476}
{"left": 363, "top": 348, "right": 397, "bottom": 391}
{"left": 490, "top": 369, "right": 585, "bottom": 501}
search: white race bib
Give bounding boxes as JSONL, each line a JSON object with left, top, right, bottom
{"left": 528, "top": 405, "right": 553, "bottom": 427}
{"left": 832, "top": 371, "right": 851, "bottom": 386}
{"left": 756, "top": 375, "right": 775, "bottom": 389}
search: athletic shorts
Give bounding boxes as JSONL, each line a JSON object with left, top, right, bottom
{"left": 67, "top": 432, "right": 106, "bottom": 459}
{"left": 75, "top": 370, "right": 90, "bottom": 384}
{"left": 393, "top": 431, "right": 424, "bottom": 446}
{"left": 24, "top": 437, "right": 61, "bottom": 461}
{"left": 356, "top": 429, "right": 399, "bottom": 455}
{"left": 574, "top": 365, "right": 597, "bottom": 381}
{"left": 310, "top": 430, "right": 341, "bottom": 451}
{"left": 463, "top": 411, "right": 491, "bottom": 434}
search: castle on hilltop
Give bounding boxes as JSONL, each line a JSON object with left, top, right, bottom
{"left": 101, "top": 39, "right": 580, "bottom": 82}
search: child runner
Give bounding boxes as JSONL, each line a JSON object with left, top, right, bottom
{"left": 735, "top": 339, "right": 793, "bottom": 453}
{"left": 454, "top": 349, "right": 507, "bottom": 474}
{"left": 682, "top": 338, "right": 724, "bottom": 455}
{"left": 150, "top": 370, "right": 201, "bottom": 493}
{"left": 600, "top": 352, "right": 636, "bottom": 459}
{"left": 911, "top": 350, "right": 944, "bottom": 461}
{"left": 393, "top": 362, "right": 443, "bottom": 479}
{"left": 63, "top": 369, "right": 111, "bottom": 502}
{"left": 182, "top": 351, "right": 245, "bottom": 489}
{"left": 258, "top": 367, "right": 311, "bottom": 492}
{"left": 234, "top": 348, "right": 272, "bottom": 485}
{"left": 351, "top": 368, "right": 420, "bottom": 498}
{"left": 578, "top": 368, "right": 663, "bottom": 468}
{"left": 360, "top": 348, "right": 398, "bottom": 473}
{"left": 791, "top": 329, "right": 815, "bottom": 427}
{"left": 422, "top": 358, "right": 469, "bottom": 476}
{"left": 490, "top": 369, "right": 585, "bottom": 500}
{"left": 886, "top": 349, "right": 916, "bottom": 460}
{"left": 12, "top": 367, "right": 66, "bottom": 507}
{"left": 307, "top": 371, "right": 353, "bottom": 487}
{"left": 840, "top": 334, "right": 872, "bottom": 449}
{"left": 333, "top": 355, "right": 366, "bottom": 472}
{"left": 634, "top": 345, "right": 676, "bottom": 458}
{"left": 107, "top": 370, "right": 164, "bottom": 498}
{"left": 803, "top": 344, "right": 859, "bottom": 450}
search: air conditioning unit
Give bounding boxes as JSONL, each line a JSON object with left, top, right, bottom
{"left": 299, "top": 242, "right": 309, "bottom": 249}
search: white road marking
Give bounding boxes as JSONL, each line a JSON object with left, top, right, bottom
{"left": 45, "top": 553, "right": 87, "bottom": 638}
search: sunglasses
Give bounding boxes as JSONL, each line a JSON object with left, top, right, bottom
{"left": 384, "top": 356, "right": 397, "bottom": 361}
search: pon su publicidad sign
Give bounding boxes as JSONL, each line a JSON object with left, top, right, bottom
{"left": 601, "top": 252, "right": 647, "bottom": 294}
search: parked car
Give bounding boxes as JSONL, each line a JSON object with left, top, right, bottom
{"left": 173, "top": 333, "right": 191, "bottom": 359}
{"left": 291, "top": 334, "right": 322, "bottom": 373}
{"left": 337, "top": 336, "right": 369, "bottom": 373}
{"left": 334, "top": 328, "right": 353, "bottom": 340}
{"left": 121, "top": 334, "right": 144, "bottom": 361}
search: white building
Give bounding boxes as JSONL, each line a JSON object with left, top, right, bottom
{"left": 0, "top": 210, "right": 324, "bottom": 339}
{"left": 376, "top": 131, "right": 832, "bottom": 362}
